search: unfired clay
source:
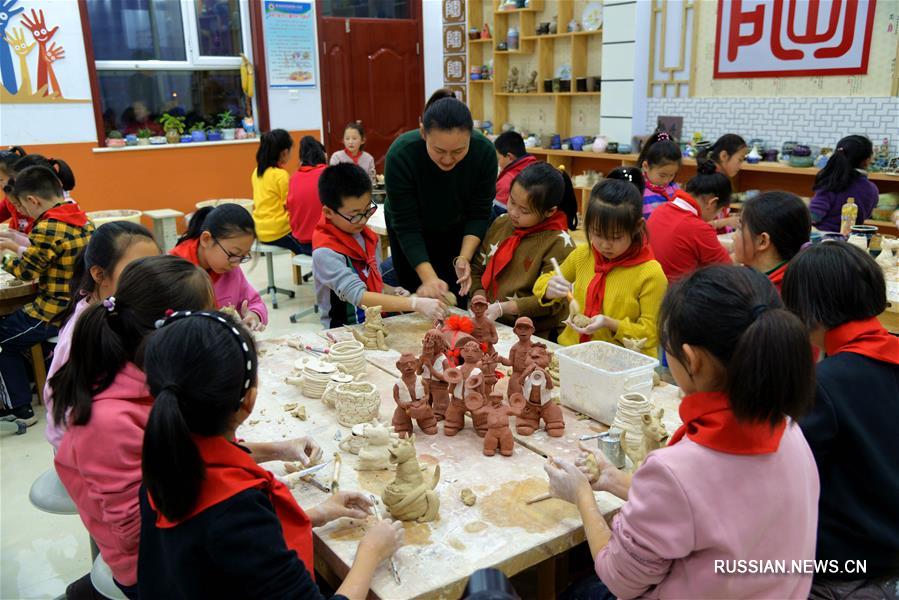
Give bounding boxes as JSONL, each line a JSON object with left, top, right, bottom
{"left": 444, "top": 341, "right": 488, "bottom": 437}
{"left": 876, "top": 237, "right": 899, "bottom": 271}
{"left": 352, "top": 305, "right": 389, "bottom": 350}
{"left": 322, "top": 372, "right": 356, "bottom": 408}
{"left": 622, "top": 337, "right": 648, "bottom": 352}
{"left": 392, "top": 353, "right": 438, "bottom": 436}
{"left": 334, "top": 381, "right": 381, "bottom": 427}
{"left": 460, "top": 488, "right": 477, "bottom": 506}
{"left": 509, "top": 344, "right": 565, "bottom": 437}
{"left": 382, "top": 435, "right": 441, "bottom": 522}
{"left": 470, "top": 293, "right": 499, "bottom": 353}
{"left": 620, "top": 408, "right": 668, "bottom": 470}
{"left": 506, "top": 317, "right": 535, "bottom": 398}
{"left": 327, "top": 340, "right": 367, "bottom": 377}
{"left": 356, "top": 422, "right": 400, "bottom": 471}
{"left": 570, "top": 314, "right": 591, "bottom": 329}
{"left": 612, "top": 393, "right": 652, "bottom": 462}
{"left": 466, "top": 392, "right": 520, "bottom": 457}
{"left": 418, "top": 329, "right": 451, "bottom": 421}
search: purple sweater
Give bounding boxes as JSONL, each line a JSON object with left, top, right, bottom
{"left": 808, "top": 175, "right": 879, "bottom": 233}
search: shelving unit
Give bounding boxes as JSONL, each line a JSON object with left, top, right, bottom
{"left": 466, "top": 0, "right": 602, "bottom": 138}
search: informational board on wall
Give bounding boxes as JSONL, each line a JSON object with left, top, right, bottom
{"left": 263, "top": 1, "right": 316, "bottom": 88}
{"left": 714, "top": 0, "right": 877, "bottom": 79}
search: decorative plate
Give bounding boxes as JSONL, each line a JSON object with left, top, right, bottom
{"left": 582, "top": 2, "right": 603, "bottom": 31}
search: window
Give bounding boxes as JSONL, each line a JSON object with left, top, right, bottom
{"left": 84, "top": 0, "right": 254, "bottom": 139}
{"left": 319, "top": 0, "right": 411, "bottom": 19}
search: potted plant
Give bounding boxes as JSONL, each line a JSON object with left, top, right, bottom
{"left": 206, "top": 126, "right": 223, "bottom": 142}
{"left": 105, "top": 130, "right": 126, "bottom": 148}
{"left": 190, "top": 122, "right": 207, "bottom": 142}
{"left": 137, "top": 128, "right": 152, "bottom": 146}
{"left": 159, "top": 113, "right": 186, "bottom": 144}
{"left": 217, "top": 111, "right": 237, "bottom": 140}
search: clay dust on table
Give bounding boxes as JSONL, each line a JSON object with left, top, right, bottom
{"left": 328, "top": 518, "right": 372, "bottom": 542}
{"left": 480, "top": 478, "right": 579, "bottom": 533}
{"left": 403, "top": 521, "right": 434, "bottom": 545}
{"left": 355, "top": 470, "right": 394, "bottom": 495}
{"left": 464, "top": 521, "right": 488, "bottom": 534}
{"left": 447, "top": 537, "right": 466, "bottom": 551}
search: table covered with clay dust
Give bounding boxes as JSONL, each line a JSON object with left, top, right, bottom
{"left": 241, "top": 315, "right": 682, "bottom": 599}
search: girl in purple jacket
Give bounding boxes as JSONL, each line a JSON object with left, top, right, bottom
{"left": 809, "top": 135, "right": 879, "bottom": 233}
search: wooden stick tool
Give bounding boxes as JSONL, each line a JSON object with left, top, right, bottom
{"left": 368, "top": 494, "right": 401, "bottom": 585}
{"left": 550, "top": 257, "right": 580, "bottom": 316}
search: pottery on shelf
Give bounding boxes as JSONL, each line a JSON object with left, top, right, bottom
{"left": 334, "top": 381, "right": 381, "bottom": 427}
{"left": 180, "top": 134, "right": 193, "bottom": 143}
{"left": 746, "top": 145, "right": 762, "bottom": 164}
{"left": 592, "top": 135, "right": 608, "bottom": 153}
{"left": 606, "top": 142, "right": 619, "bottom": 153}
{"left": 222, "top": 128, "right": 237, "bottom": 141}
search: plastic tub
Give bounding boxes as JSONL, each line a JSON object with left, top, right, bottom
{"left": 195, "top": 198, "right": 253, "bottom": 214}
{"left": 87, "top": 210, "right": 142, "bottom": 227}
{"left": 556, "top": 341, "right": 659, "bottom": 425}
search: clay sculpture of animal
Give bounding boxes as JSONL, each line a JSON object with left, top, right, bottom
{"left": 418, "top": 329, "right": 451, "bottom": 421}
{"left": 392, "top": 353, "right": 438, "bottom": 436}
{"left": 352, "top": 305, "right": 389, "bottom": 350}
{"left": 356, "top": 421, "right": 401, "bottom": 471}
{"left": 466, "top": 392, "right": 520, "bottom": 457}
{"left": 621, "top": 408, "right": 668, "bottom": 470}
{"left": 509, "top": 344, "right": 565, "bottom": 437}
{"left": 381, "top": 435, "right": 441, "bottom": 522}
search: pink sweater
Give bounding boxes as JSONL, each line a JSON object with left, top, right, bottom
{"left": 55, "top": 363, "right": 152, "bottom": 586}
{"left": 597, "top": 423, "right": 819, "bottom": 599}
{"left": 214, "top": 266, "right": 269, "bottom": 324}
{"left": 44, "top": 298, "right": 90, "bottom": 449}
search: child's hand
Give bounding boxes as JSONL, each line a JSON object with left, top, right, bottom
{"left": 453, "top": 256, "right": 472, "bottom": 296}
{"left": 485, "top": 302, "right": 503, "bottom": 321}
{"left": 281, "top": 436, "right": 323, "bottom": 466}
{"left": 392, "top": 286, "right": 412, "bottom": 297}
{"left": 315, "top": 492, "right": 373, "bottom": 523}
{"left": 576, "top": 441, "right": 620, "bottom": 492}
{"left": 568, "top": 314, "right": 607, "bottom": 335}
{"left": 545, "top": 275, "right": 573, "bottom": 299}
{"left": 239, "top": 300, "right": 266, "bottom": 332}
{"left": 544, "top": 457, "right": 593, "bottom": 505}
{"left": 0, "top": 230, "right": 29, "bottom": 248}
{"left": 359, "top": 519, "right": 404, "bottom": 563}
{"left": 411, "top": 296, "right": 448, "bottom": 321}
{"left": 0, "top": 240, "right": 21, "bottom": 254}
{"left": 416, "top": 278, "right": 449, "bottom": 300}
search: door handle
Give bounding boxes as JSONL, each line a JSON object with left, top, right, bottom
{"left": 345, "top": 18, "right": 350, "bottom": 33}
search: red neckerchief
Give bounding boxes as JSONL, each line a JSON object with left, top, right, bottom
{"left": 2, "top": 198, "right": 32, "bottom": 233}
{"left": 824, "top": 318, "right": 899, "bottom": 365}
{"left": 170, "top": 238, "right": 222, "bottom": 283}
{"left": 668, "top": 391, "right": 787, "bottom": 455}
{"left": 481, "top": 211, "right": 568, "bottom": 299}
{"left": 581, "top": 240, "right": 654, "bottom": 343}
{"left": 642, "top": 173, "right": 676, "bottom": 202}
{"left": 312, "top": 215, "right": 383, "bottom": 293}
{"left": 39, "top": 202, "right": 89, "bottom": 228}
{"left": 766, "top": 261, "right": 788, "bottom": 294}
{"left": 150, "top": 436, "right": 315, "bottom": 574}
{"left": 345, "top": 150, "right": 361, "bottom": 165}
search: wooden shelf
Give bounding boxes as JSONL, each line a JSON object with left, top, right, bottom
{"left": 494, "top": 49, "right": 529, "bottom": 54}
{"left": 531, "top": 148, "right": 634, "bottom": 160}
{"left": 468, "top": 38, "right": 494, "bottom": 43}
{"left": 494, "top": 7, "right": 540, "bottom": 14}
{"left": 522, "top": 30, "right": 602, "bottom": 40}
{"left": 470, "top": 79, "right": 495, "bottom": 83}
{"left": 496, "top": 92, "right": 601, "bottom": 97}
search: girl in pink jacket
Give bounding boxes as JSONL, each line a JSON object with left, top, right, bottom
{"left": 545, "top": 265, "right": 820, "bottom": 599}
{"left": 170, "top": 203, "right": 268, "bottom": 332}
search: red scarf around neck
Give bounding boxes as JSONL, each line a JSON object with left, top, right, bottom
{"left": 312, "top": 215, "right": 383, "bottom": 292}
{"left": 481, "top": 211, "right": 568, "bottom": 299}
{"left": 642, "top": 174, "right": 676, "bottom": 200}
{"left": 581, "top": 240, "right": 654, "bottom": 343}
{"left": 170, "top": 238, "right": 222, "bottom": 283}
{"left": 150, "top": 436, "right": 314, "bottom": 574}
{"left": 766, "top": 261, "right": 788, "bottom": 294}
{"left": 40, "top": 202, "right": 89, "bottom": 228}
{"left": 345, "top": 149, "right": 361, "bottom": 165}
{"left": 824, "top": 317, "right": 899, "bottom": 365}
{"left": 670, "top": 189, "right": 702, "bottom": 215}
{"left": 668, "top": 391, "right": 787, "bottom": 455}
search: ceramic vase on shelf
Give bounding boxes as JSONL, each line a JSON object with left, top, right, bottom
{"left": 165, "top": 130, "right": 181, "bottom": 144}
{"left": 746, "top": 145, "right": 762, "bottom": 164}
{"left": 592, "top": 135, "right": 608, "bottom": 153}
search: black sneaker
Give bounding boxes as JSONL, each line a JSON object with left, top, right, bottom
{"left": 0, "top": 405, "right": 38, "bottom": 427}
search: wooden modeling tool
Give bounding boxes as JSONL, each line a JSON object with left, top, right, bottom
{"left": 550, "top": 257, "right": 580, "bottom": 317}
{"left": 368, "top": 494, "right": 401, "bottom": 585}
{"left": 330, "top": 452, "right": 342, "bottom": 495}
{"left": 525, "top": 492, "right": 554, "bottom": 505}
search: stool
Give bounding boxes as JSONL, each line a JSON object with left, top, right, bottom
{"left": 90, "top": 555, "right": 127, "bottom": 599}
{"left": 290, "top": 254, "right": 318, "bottom": 324}
{"left": 143, "top": 209, "right": 185, "bottom": 253}
{"left": 29, "top": 467, "right": 78, "bottom": 515}
{"left": 29, "top": 335, "right": 58, "bottom": 406}
{"left": 253, "top": 242, "right": 295, "bottom": 309}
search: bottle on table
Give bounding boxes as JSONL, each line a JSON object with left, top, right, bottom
{"left": 840, "top": 197, "right": 858, "bottom": 237}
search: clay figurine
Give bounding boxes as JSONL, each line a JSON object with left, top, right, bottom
{"left": 356, "top": 421, "right": 401, "bottom": 471}
{"left": 525, "top": 71, "right": 538, "bottom": 93}
{"left": 444, "top": 341, "right": 488, "bottom": 436}
{"left": 339, "top": 420, "right": 379, "bottom": 454}
{"left": 621, "top": 408, "right": 668, "bottom": 470}
{"left": 351, "top": 305, "right": 389, "bottom": 350}
{"left": 392, "top": 353, "right": 438, "bottom": 436}
{"left": 505, "top": 66, "right": 520, "bottom": 93}
{"left": 418, "top": 329, "right": 451, "bottom": 420}
{"left": 480, "top": 349, "right": 502, "bottom": 394}
{"left": 876, "top": 236, "right": 899, "bottom": 271}
{"left": 549, "top": 16, "right": 558, "bottom": 34}
{"left": 510, "top": 344, "right": 565, "bottom": 437}
{"left": 469, "top": 293, "right": 499, "bottom": 353}
{"left": 441, "top": 315, "right": 479, "bottom": 366}
{"left": 506, "top": 317, "right": 535, "bottom": 397}
{"left": 466, "top": 392, "right": 520, "bottom": 457}
{"left": 382, "top": 435, "right": 441, "bottom": 522}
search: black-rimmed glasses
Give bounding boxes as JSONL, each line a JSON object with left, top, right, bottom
{"left": 214, "top": 238, "right": 253, "bottom": 264}
{"left": 335, "top": 201, "right": 378, "bottom": 225}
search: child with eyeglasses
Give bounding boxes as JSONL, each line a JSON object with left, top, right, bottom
{"left": 312, "top": 163, "right": 448, "bottom": 329}
{"left": 170, "top": 203, "right": 268, "bottom": 332}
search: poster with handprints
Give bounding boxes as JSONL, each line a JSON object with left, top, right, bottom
{"left": 0, "top": 0, "right": 89, "bottom": 103}
{"left": 262, "top": 1, "right": 316, "bottom": 88}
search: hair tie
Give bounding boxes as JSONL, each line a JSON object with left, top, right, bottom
{"left": 799, "top": 241, "right": 813, "bottom": 252}
{"left": 102, "top": 296, "right": 116, "bottom": 312}
{"left": 657, "top": 131, "right": 671, "bottom": 142}
{"left": 751, "top": 304, "right": 768, "bottom": 320}
{"left": 161, "top": 384, "right": 181, "bottom": 396}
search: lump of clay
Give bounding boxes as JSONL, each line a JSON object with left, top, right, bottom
{"left": 460, "top": 488, "right": 476, "bottom": 506}
{"left": 382, "top": 435, "right": 441, "bottom": 522}
{"left": 351, "top": 305, "right": 389, "bottom": 350}
{"left": 571, "top": 313, "right": 591, "bottom": 329}
{"left": 291, "top": 405, "right": 307, "bottom": 421}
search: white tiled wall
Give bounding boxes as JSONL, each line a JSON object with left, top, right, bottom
{"left": 646, "top": 97, "right": 899, "bottom": 154}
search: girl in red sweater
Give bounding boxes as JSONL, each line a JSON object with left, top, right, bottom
{"left": 286, "top": 136, "right": 327, "bottom": 254}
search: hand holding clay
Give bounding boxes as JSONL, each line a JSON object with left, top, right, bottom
{"left": 453, "top": 256, "right": 472, "bottom": 296}
{"left": 359, "top": 519, "right": 405, "bottom": 563}
{"left": 416, "top": 278, "right": 450, "bottom": 300}
{"left": 0, "top": 239, "right": 21, "bottom": 254}
{"left": 545, "top": 275, "right": 573, "bottom": 300}
{"left": 239, "top": 300, "right": 266, "bottom": 332}
{"left": 544, "top": 457, "right": 593, "bottom": 505}
{"left": 485, "top": 302, "right": 503, "bottom": 321}
{"left": 411, "top": 296, "right": 448, "bottom": 321}
{"left": 568, "top": 314, "right": 607, "bottom": 336}
{"left": 313, "top": 491, "right": 373, "bottom": 525}
{"left": 392, "top": 286, "right": 412, "bottom": 297}
{"left": 0, "top": 230, "right": 29, "bottom": 248}
{"left": 282, "top": 436, "right": 323, "bottom": 466}
{"left": 576, "top": 441, "right": 620, "bottom": 492}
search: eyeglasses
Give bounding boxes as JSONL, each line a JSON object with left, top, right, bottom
{"left": 335, "top": 201, "right": 377, "bottom": 225}
{"left": 214, "top": 238, "right": 253, "bottom": 264}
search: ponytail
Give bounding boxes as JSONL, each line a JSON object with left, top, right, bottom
{"left": 558, "top": 169, "right": 579, "bottom": 229}
{"left": 511, "top": 162, "right": 578, "bottom": 229}
{"left": 0, "top": 146, "right": 26, "bottom": 172}
{"left": 606, "top": 167, "right": 645, "bottom": 195}
{"left": 813, "top": 135, "right": 873, "bottom": 193}
{"left": 256, "top": 129, "right": 293, "bottom": 177}
{"left": 698, "top": 133, "right": 747, "bottom": 167}
{"left": 685, "top": 159, "right": 732, "bottom": 209}
{"left": 12, "top": 154, "right": 75, "bottom": 191}
{"left": 637, "top": 130, "right": 681, "bottom": 169}
{"left": 142, "top": 390, "right": 204, "bottom": 521}
{"left": 660, "top": 265, "right": 814, "bottom": 426}
{"left": 178, "top": 203, "right": 255, "bottom": 245}
{"left": 179, "top": 206, "right": 215, "bottom": 243}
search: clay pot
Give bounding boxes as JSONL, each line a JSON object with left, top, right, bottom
{"left": 165, "top": 130, "right": 181, "bottom": 144}
{"left": 327, "top": 340, "right": 366, "bottom": 377}
{"left": 323, "top": 372, "right": 356, "bottom": 407}
{"left": 292, "top": 358, "right": 343, "bottom": 399}
{"left": 592, "top": 136, "right": 608, "bottom": 153}
{"left": 334, "top": 382, "right": 381, "bottom": 426}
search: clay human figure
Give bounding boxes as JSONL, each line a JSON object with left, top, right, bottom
{"left": 443, "top": 341, "right": 487, "bottom": 436}
{"left": 621, "top": 408, "right": 668, "bottom": 470}
{"left": 506, "top": 317, "right": 536, "bottom": 398}
{"left": 418, "top": 329, "right": 451, "bottom": 420}
{"left": 526, "top": 70, "right": 538, "bottom": 93}
{"left": 480, "top": 349, "right": 502, "bottom": 395}
{"left": 392, "top": 353, "right": 438, "bottom": 436}
{"left": 351, "top": 305, "right": 389, "bottom": 350}
{"left": 382, "top": 435, "right": 441, "bottom": 522}
{"left": 356, "top": 422, "right": 400, "bottom": 471}
{"left": 466, "top": 392, "right": 520, "bottom": 457}
{"left": 510, "top": 344, "right": 565, "bottom": 437}
{"left": 505, "top": 66, "right": 519, "bottom": 93}
{"left": 469, "top": 293, "right": 499, "bottom": 354}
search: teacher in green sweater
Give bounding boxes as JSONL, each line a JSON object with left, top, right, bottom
{"left": 384, "top": 97, "right": 497, "bottom": 306}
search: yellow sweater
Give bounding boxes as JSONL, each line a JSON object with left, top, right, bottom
{"left": 250, "top": 167, "right": 291, "bottom": 242}
{"left": 533, "top": 243, "right": 668, "bottom": 355}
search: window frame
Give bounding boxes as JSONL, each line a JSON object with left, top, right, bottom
{"left": 79, "top": 0, "right": 268, "bottom": 146}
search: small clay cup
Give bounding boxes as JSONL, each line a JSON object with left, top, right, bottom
{"left": 576, "top": 77, "right": 587, "bottom": 93}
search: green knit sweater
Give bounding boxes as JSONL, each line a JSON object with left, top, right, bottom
{"left": 384, "top": 130, "right": 497, "bottom": 268}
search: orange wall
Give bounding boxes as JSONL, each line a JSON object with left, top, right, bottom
{"left": 27, "top": 129, "right": 318, "bottom": 227}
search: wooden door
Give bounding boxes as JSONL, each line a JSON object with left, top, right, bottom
{"left": 317, "top": 1, "right": 423, "bottom": 171}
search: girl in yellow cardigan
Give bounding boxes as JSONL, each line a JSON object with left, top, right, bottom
{"left": 251, "top": 129, "right": 306, "bottom": 253}
{"left": 534, "top": 179, "right": 667, "bottom": 355}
